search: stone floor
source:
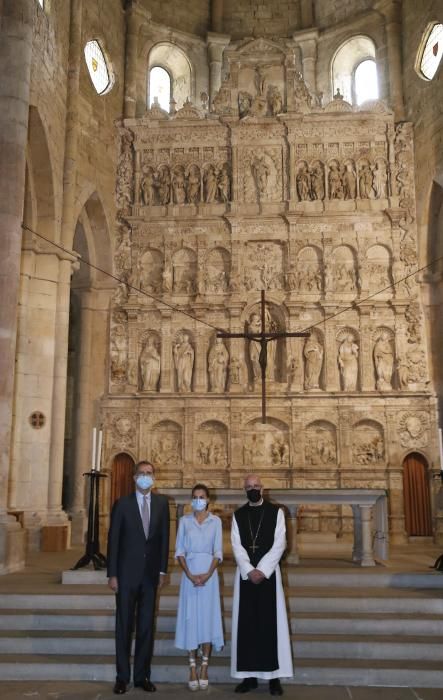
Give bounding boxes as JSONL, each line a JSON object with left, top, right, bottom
{"left": 0, "top": 681, "right": 442, "bottom": 699}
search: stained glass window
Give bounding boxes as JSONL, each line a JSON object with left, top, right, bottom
{"left": 355, "top": 59, "right": 379, "bottom": 105}
{"left": 84, "top": 40, "right": 113, "bottom": 95}
{"left": 149, "top": 66, "right": 171, "bottom": 112}
{"left": 419, "top": 23, "right": 443, "bottom": 80}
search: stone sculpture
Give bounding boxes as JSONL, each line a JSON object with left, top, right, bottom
{"left": 187, "top": 165, "right": 201, "bottom": 204}
{"left": 373, "top": 161, "right": 388, "bottom": 199}
{"left": 208, "top": 338, "right": 229, "bottom": 392}
{"left": 204, "top": 166, "right": 218, "bottom": 203}
{"left": 172, "top": 167, "right": 186, "bottom": 204}
{"left": 338, "top": 334, "right": 359, "bottom": 391}
{"left": 328, "top": 163, "right": 344, "bottom": 199}
{"left": 359, "top": 163, "right": 374, "bottom": 199}
{"left": 343, "top": 163, "right": 357, "bottom": 200}
{"left": 303, "top": 335, "right": 323, "bottom": 390}
{"left": 110, "top": 325, "right": 128, "bottom": 381}
{"left": 373, "top": 332, "right": 394, "bottom": 390}
{"left": 139, "top": 336, "right": 161, "bottom": 391}
{"left": 296, "top": 163, "right": 311, "bottom": 201}
{"left": 173, "top": 333, "right": 194, "bottom": 392}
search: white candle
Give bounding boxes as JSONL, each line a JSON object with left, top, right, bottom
{"left": 96, "top": 429, "right": 103, "bottom": 472}
{"left": 92, "top": 428, "right": 97, "bottom": 470}
{"left": 439, "top": 428, "right": 443, "bottom": 472}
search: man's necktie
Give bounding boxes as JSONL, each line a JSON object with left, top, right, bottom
{"left": 142, "top": 495, "right": 150, "bottom": 538}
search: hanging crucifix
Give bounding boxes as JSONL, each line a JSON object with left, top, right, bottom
{"left": 217, "top": 291, "right": 310, "bottom": 423}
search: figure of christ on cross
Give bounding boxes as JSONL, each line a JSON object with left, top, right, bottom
{"left": 217, "top": 291, "right": 310, "bottom": 423}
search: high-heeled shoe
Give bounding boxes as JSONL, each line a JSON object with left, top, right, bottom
{"left": 188, "top": 655, "right": 199, "bottom": 691}
{"left": 199, "top": 655, "right": 209, "bottom": 690}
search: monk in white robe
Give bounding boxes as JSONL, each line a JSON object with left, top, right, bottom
{"left": 231, "top": 474, "right": 293, "bottom": 696}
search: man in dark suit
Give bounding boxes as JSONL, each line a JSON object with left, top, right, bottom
{"left": 107, "top": 460, "right": 170, "bottom": 695}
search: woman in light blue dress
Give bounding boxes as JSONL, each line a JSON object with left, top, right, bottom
{"left": 175, "top": 483, "right": 224, "bottom": 690}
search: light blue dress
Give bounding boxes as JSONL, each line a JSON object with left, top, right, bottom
{"left": 174, "top": 512, "right": 224, "bottom": 651}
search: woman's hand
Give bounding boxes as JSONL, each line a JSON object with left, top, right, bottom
{"left": 187, "top": 573, "right": 201, "bottom": 586}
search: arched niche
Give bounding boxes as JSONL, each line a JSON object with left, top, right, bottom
{"left": 331, "top": 35, "right": 378, "bottom": 105}
{"left": 242, "top": 417, "right": 290, "bottom": 469}
{"left": 402, "top": 452, "right": 433, "bottom": 536}
{"left": 195, "top": 420, "right": 228, "bottom": 469}
{"left": 243, "top": 300, "right": 287, "bottom": 384}
{"left": 204, "top": 247, "right": 230, "bottom": 293}
{"left": 172, "top": 247, "right": 197, "bottom": 294}
{"left": 147, "top": 42, "right": 193, "bottom": 110}
{"left": 302, "top": 328, "right": 325, "bottom": 391}
{"left": 365, "top": 244, "right": 392, "bottom": 294}
{"left": 151, "top": 420, "right": 182, "bottom": 468}
{"left": 296, "top": 246, "right": 323, "bottom": 292}
{"left": 110, "top": 452, "right": 135, "bottom": 508}
{"left": 372, "top": 326, "right": 395, "bottom": 391}
{"left": 305, "top": 420, "right": 337, "bottom": 467}
{"left": 139, "top": 248, "right": 163, "bottom": 294}
{"left": 172, "top": 328, "right": 195, "bottom": 392}
{"left": 351, "top": 419, "right": 385, "bottom": 465}
{"left": 330, "top": 245, "right": 357, "bottom": 293}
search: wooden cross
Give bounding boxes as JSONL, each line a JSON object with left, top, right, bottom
{"left": 217, "top": 291, "right": 310, "bottom": 423}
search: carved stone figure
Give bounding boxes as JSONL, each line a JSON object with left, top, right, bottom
{"left": 248, "top": 309, "right": 277, "bottom": 382}
{"left": 162, "top": 266, "right": 173, "bottom": 293}
{"left": 139, "top": 336, "right": 161, "bottom": 391}
{"left": 328, "top": 163, "right": 344, "bottom": 199}
{"left": 187, "top": 165, "right": 201, "bottom": 204}
{"left": 396, "top": 356, "right": 409, "bottom": 389}
{"left": 173, "top": 333, "right": 194, "bottom": 392}
{"left": 229, "top": 356, "right": 242, "bottom": 385}
{"left": 217, "top": 165, "right": 230, "bottom": 203}
{"left": 338, "top": 334, "right": 359, "bottom": 391}
{"left": 172, "top": 167, "right": 186, "bottom": 204}
{"left": 152, "top": 432, "right": 181, "bottom": 466}
{"left": 359, "top": 163, "right": 374, "bottom": 199}
{"left": 373, "top": 332, "right": 394, "bottom": 390}
{"left": 343, "top": 163, "right": 357, "bottom": 200}
{"left": 305, "top": 428, "right": 336, "bottom": 465}
{"left": 310, "top": 164, "right": 325, "bottom": 200}
{"left": 204, "top": 166, "right": 218, "bottom": 203}
{"left": 267, "top": 85, "right": 283, "bottom": 116}
{"left": 208, "top": 338, "right": 229, "bottom": 392}
{"left": 303, "top": 335, "right": 323, "bottom": 390}
{"left": 157, "top": 166, "right": 171, "bottom": 205}
{"left": 296, "top": 163, "right": 311, "bottom": 201}
{"left": 271, "top": 436, "right": 289, "bottom": 465}
{"left": 140, "top": 167, "right": 156, "bottom": 205}
{"left": 238, "top": 91, "right": 253, "bottom": 118}
{"left": 353, "top": 432, "right": 384, "bottom": 465}
{"left": 373, "top": 161, "right": 388, "bottom": 199}
{"left": 252, "top": 155, "right": 270, "bottom": 198}
{"left": 114, "top": 220, "right": 132, "bottom": 283}
{"left": 110, "top": 325, "right": 127, "bottom": 381}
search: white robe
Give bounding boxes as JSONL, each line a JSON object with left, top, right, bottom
{"left": 230, "top": 507, "right": 293, "bottom": 679}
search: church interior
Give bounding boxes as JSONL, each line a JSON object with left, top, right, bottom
{"left": 1, "top": 0, "right": 443, "bottom": 690}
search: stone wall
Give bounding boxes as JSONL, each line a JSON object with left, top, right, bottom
{"left": 223, "top": 0, "right": 301, "bottom": 38}
{"left": 142, "top": 0, "right": 210, "bottom": 37}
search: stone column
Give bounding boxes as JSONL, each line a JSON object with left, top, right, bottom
{"left": 69, "top": 291, "right": 95, "bottom": 545}
{"left": 360, "top": 505, "right": 376, "bottom": 566}
{"left": 160, "top": 312, "right": 173, "bottom": 392}
{"left": 124, "top": 1, "right": 143, "bottom": 119}
{"left": 375, "top": 0, "right": 405, "bottom": 121}
{"left": 194, "top": 330, "right": 208, "bottom": 392}
{"left": 207, "top": 33, "right": 230, "bottom": 107}
{"left": 0, "top": 0, "right": 34, "bottom": 574}
{"left": 359, "top": 311, "right": 374, "bottom": 391}
{"left": 294, "top": 29, "right": 319, "bottom": 93}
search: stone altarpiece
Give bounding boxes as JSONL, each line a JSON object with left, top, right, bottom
{"left": 103, "top": 38, "right": 441, "bottom": 543}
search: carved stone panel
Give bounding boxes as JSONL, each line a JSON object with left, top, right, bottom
{"left": 305, "top": 421, "right": 337, "bottom": 466}
{"left": 244, "top": 242, "right": 283, "bottom": 291}
{"left": 352, "top": 420, "right": 385, "bottom": 465}
{"left": 195, "top": 420, "right": 228, "bottom": 468}
{"left": 242, "top": 418, "right": 290, "bottom": 469}
{"left": 151, "top": 420, "right": 182, "bottom": 467}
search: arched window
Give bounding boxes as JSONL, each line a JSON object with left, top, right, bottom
{"left": 149, "top": 66, "right": 171, "bottom": 112}
{"left": 354, "top": 58, "right": 379, "bottom": 105}
{"left": 37, "top": 0, "right": 44, "bottom": 7}
{"left": 332, "top": 36, "right": 378, "bottom": 105}
{"left": 416, "top": 23, "right": 443, "bottom": 81}
{"left": 84, "top": 40, "right": 114, "bottom": 95}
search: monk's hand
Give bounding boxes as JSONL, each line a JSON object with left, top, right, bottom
{"left": 158, "top": 573, "right": 167, "bottom": 589}
{"left": 254, "top": 569, "right": 266, "bottom": 583}
{"left": 108, "top": 576, "right": 118, "bottom": 593}
{"left": 247, "top": 569, "right": 262, "bottom": 584}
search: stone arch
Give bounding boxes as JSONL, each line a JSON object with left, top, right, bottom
{"left": 147, "top": 42, "right": 194, "bottom": 110}
{"left": 352, "top": 419, "right": 385, "bottom": 465}
{"left": 305, "top": 420, "right": 337, "bottom": 467}
{"left": 242, "top": 417, "right": 290, "bottom": 469}
{"left": 110, "top": 452, "right": 135, "bottom": 508}
{"left": 204, "top": 246, "right": 230, "bottom": 293}
{"left": 172, "top": 247, "right": 197, "bottom": 294}
{"left": 195, "top": 420, "right": 228, "bottom": 469}
{"left": 151, "top": 420, "right": 182, "bottom": 468}
{"left": 74, "top": 192, "right": 113, "bottom": 286}
{"left": 27, "top": 105, "right": 56, "bottom": 241}
{"left": 331, "top": 35, "right": 378, "bottom": 105}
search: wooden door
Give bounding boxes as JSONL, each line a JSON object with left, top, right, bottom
{"left": 110, "top": 453, "right": 135, "bottom": 508}
{"left": 402, "top": 452, "right": 432, "bottom": 536}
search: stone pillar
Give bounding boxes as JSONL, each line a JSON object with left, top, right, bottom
{"left": 360, "top": 505, "right": 376, "bottom": 566}
{"left": 124, "top": 1, "right": 143, "bottom": 119}
{"left": 207, "top": 33, "right": 230, "bottom": 107}
{"left": 375, "top": 0, "right": 405, "bottom": 121}
{"left": 69, "top": 291, "right": 95, "bottom": 545}
{"left": 194, "top": 330, "right": 208, "bottom": 392}
{"left": 294, "top": 29, "right": 319, "bottom": 93}
{"left": 359, "top": 311, "right": 374, "bottom": 391}
{"left": 211, "top": 0, "right": 224, "bottom": 33}
{"left": 47, "top": 257, "right": 76, "bottom": 527}
{"left": 0, "top": 0, "right": 34, "bottom": 573}
{"left": 160, "top": 312, "right": 173, "bottom": 392}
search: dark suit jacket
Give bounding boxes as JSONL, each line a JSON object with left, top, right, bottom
{"left": 107, "top": 491, "right": 170, "bottom": 586}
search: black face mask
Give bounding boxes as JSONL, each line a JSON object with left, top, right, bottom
{"left": 246, "top": 488, "right": 262, "bottom": 503}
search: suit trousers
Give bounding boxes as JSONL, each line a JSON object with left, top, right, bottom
{"left": 115, "top": 576, "right": 157, "bottom": 684}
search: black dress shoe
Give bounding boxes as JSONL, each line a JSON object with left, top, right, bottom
{"left": 235, "top": 677, "right": 258, "bottom": 693}
{"left": 113, "top": 679, "right": 127, "bottom": 694}
{"left": 134, "top": 679, "right": 157, "bottom": 692}
{"left": 269, "top": 679, "right": 283, "bottom": 696}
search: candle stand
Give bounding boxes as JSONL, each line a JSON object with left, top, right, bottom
{"left": 72, "top": 470, "right": 108, "bottom": 570}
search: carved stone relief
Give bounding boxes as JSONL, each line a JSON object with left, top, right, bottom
{"left": 208, "top": 338, "right": 229, "bottom": 392}
{"left": 398, "top": 412, "right": 429, "bottom": 449}
{"left": 109, "top": 414, "right": 136, "bottom": 449}
{"left": 352, "top": 421, "right": 384, "bottom": 465}
{"left": 296, "top": 246, "right": 322, "bottom": 292}
{"left": 303, "top": 331, "right": 324, "bottom": 391}
{"left": 172, "top": 248, "right": 197, "bottom": 294}
{"left": 203, "top": 247, "right": 230, "bottom": 294}
{"left": 242, "top": 148, "right": 282, "bottom": 203}
{"left": 152, "top": 420, "right": 182, "bottom": 466}
{"left": 373, "top": 328, "right": 395, "bottom": 391}
{"left": 244, "top": 242, "right": 283, "bottom": 291}
{"left": 330, "top": 246, "right": 357, "bottom": 293}
{"left": 305, "top": 422, "right": 337, "bottom": 466}
{"left": 242, "top": 419, "right": 289, "bottom": 468}
{"left": 196, "top": 421, "right": 228, "bottom": 468}
{"left": 110, "top": 311, "right": 128, "bottom": 384}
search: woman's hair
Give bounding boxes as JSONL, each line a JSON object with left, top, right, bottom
{"left": 192, "top": 483, "right": 210, "bottom": 499}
